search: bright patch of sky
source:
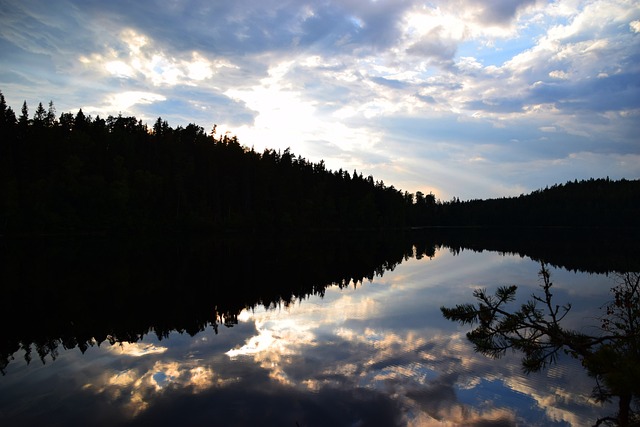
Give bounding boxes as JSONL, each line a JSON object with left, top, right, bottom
{"left": 1, "top": 0, "right": 638, "bottom": 200}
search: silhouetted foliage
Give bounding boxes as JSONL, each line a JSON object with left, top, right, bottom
{"left": 441, "top": 264, "right": 640, "bottom": 427}
{"left": 0, "top": 92, "right": 418, "bottom": 234}
{"left": 432, "top": 178, "right": 640, "bottom": 227}
{"left": 1, "top": 91, "right": 638, "bottom": 235}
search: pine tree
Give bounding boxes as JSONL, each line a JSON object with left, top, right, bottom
{"left": 18, "top": 101, "right": 29, "bottom": 127}
{"left": 33, "top": 102, "right": 46, "bottom": 126}
{"left": 0, "top": 91, "right": 6, "bottom": 126}
{"left": 46, "top": 100, "right": 56, "bottom": 127}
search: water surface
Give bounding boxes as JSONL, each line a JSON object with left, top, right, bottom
{"left": 0, "top": 230, "right": 635, "bottom": 426}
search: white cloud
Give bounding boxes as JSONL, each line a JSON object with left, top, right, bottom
{"left": 85, "top": 91, "right": 166, "bottom": 117}
{"left": 80, "top": 29, "right": 233, "bottom": 88}
{"left": 549, "top": 69, "right": 569, "bottom": 79}
{"left": 106, "top": 342, "right": 167, "bottom": 357}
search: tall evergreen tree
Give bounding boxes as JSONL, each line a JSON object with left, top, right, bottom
{"left": 74, "top": 108, "right": 88, "bottom": 131}
{"left": 46, "top": 101, "right": 56, "bottom": 127}
{"left": 18, "top": 101, "right": 29, "bottom": 127}
{"left": 33, "top": 102, "right": 46, "bottom": 126}
{"left": 0, "top": 91, "right": 7, "bottom": 127}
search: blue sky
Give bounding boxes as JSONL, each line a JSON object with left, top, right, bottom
{"left": 1, "top": 0, "right": 639, "bottom": 200}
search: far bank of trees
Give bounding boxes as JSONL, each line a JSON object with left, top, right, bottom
{"left": 431, "top": 177, "right": 640, "bottom": 228}
{"left": 1, "top": 92, "right": 638, "bottom": 235}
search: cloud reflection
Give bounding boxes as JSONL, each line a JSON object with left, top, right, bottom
{"left": 4, "top": 249, "right": 614, "bottom": 426}
{"left": 88, "top": 357, "right": 236, "bottom": 421}
{"left": 214, "top": 250, "right": 614, "bottom": 426}
{"left": 105, "top": 342, "right": 167, "bottom": 357}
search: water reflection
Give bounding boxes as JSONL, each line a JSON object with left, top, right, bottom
{"left": 0, "top": 228, "right": 638, "bottom": 426}
{"left": 220, "top": 253, "right": 609, "bottom": 426}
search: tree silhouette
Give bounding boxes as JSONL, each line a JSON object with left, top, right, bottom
{"left": 441, "top": 264, "right": 640, "bottom": 426}
{"left": 33, "top": 102, "right": 46, "bottom": 126}
{"left": 45, "top": 100, "right": 56, "bottom": 127}
{"left": 0, "top": 92, "right": 638, "bottom": 235}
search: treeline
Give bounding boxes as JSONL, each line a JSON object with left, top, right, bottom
{"left": 1, "top": 92, "right": 638, "bottom": 234}
{"left": 0, "top": 93, "right": 415, "bottom": 234}
{"left": 431, "top": 178, "right": 640, "bottom": 227}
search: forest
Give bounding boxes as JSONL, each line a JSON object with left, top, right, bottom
{"left": 1, "top": 91, "right": 638, "bottom": 235}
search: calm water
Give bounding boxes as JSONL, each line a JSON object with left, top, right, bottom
{"left": 0, "top": 230, "right": 636, "bottom": 426}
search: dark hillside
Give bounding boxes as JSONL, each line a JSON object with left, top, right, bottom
{"left": 431, "top": 178, "right": 639, "bottom": 227}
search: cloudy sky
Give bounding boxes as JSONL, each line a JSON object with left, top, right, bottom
{"left": 1, "top": 0, "right": 639, "bottom": 200}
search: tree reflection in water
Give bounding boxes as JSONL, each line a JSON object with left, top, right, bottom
{"left": 442, "top": 264, "right": 640, "bottom": 427}
{"left": 1, "top": 227, "right": 639, "bottom": 426}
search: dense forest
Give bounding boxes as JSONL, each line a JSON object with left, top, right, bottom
{"left": 1, "top": 91, "right": 638, "bottom": 235}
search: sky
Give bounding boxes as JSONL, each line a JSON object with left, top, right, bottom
{"left": 1, "top": 0, "right": 639, "bottom": 200}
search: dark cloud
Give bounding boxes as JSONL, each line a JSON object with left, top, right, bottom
{"left": 530, "top": 72, "right": 640, "bottom": 114}
{"left": 294, "top": 0, "right": 411, "bottom": 52}
{"left": 406, "top": 26, "right": 458, "bottom": 64}
{"left": 474, "top": 0, "right": 538, "bottom": 26}
{"left": 340, "top": 0, "right": 412, "bottom": 50}
{"left": 418, "top": 80, "right": 464, "bottom": 92}
{"left": 49, "top": 0, "right": 410, "bottom": 58}
{"left": 298, "top": 7, "right": 361, "bottom": 49}
{"left": 370, "top": 76, "right": 408, "bottom": 89}
{"left": 406, "top": 372, "right": 460, "bottom": 416}
{"left": 463, "top": 98, "right": 524, "bottom": 113}
{"left": 416, "top": 93, "right": 437, "bottom": 104}
{"left": 21, "top": 0, "right": 289, "bottom": 57}
{"left": 127, "top": 379, "right": 406, "bottom": 427}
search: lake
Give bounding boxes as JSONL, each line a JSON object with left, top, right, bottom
{"left": 1, "top": 228, "right": 638, "bottom": 426}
